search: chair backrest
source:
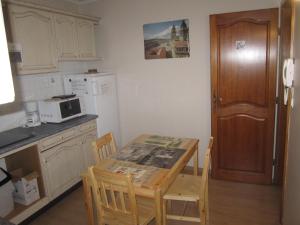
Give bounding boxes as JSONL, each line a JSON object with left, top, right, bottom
{"left": 88, "top": 166, "right": 139, "bottom": 225}
{"left": 93, "top": 132, "right": 117, "bottom": 164}
{"left": 199, "top": 137, "right": 214, "bottom": 213}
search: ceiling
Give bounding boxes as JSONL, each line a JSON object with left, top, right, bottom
{"left": 63, "top": 0, "right": 97, "bottom": 5}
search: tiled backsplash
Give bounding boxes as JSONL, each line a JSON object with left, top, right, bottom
{"left": 18, "top": 73, "right": 65, "bottom": 102}
{"left": 18, "top": 61, "right": 101, "bottom": 101}
{"left": 0, "top": 61, "right": 101, "bottom": 132}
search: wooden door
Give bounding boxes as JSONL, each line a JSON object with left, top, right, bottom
{"left": 210, "top": 9, "right": 278, "bottom": 184}
{"left": 54, "top": 14, "right": 78, "bottom": 60}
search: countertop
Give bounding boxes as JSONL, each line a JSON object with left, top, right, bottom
{"left": 0, "top": 114, "right": 98, "bottom": 156}
{"left": 0, "top": 218, "right": 15, "bottom": 225}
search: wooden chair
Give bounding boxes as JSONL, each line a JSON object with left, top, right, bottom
{"left": 88, "top": 166, "right": 155, "bottom": 225}
{"left": 162, "top": 137, "right": 214, "bottom": 225}
{"left": 93, "top": 132, "right": 117, "bottom": 164}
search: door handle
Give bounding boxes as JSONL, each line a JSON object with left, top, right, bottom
{"left": 213, "top": 94, "right": 217, "bottom": 104}
{"left": 213, "top": 94, "right": 223, "bottom": 104}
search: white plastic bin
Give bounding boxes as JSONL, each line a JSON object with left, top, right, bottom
{"left": 0, "top": 167, "right": 15, "bottom": 217}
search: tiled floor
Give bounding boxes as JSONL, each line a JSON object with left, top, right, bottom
{"left": 27, "top": 179, "right": 281, "bottom": 225}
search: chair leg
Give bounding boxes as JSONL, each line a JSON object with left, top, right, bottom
{"left": 163, "top": 199, "right": 167, "bottom": 225}
{"left": 199, "top": 200, "right": 206, "bottom": 225}
{"left": 193, "top": 149, "right": 199, "bottom": 176}
{"left": 167, "top": 199, "right": 172, "bottom": 212}
{"left": 205, "top": 188, "right": 209, "bottom": 224}
{"left": 182, "top": 201, "right": 188, "bottom": 216}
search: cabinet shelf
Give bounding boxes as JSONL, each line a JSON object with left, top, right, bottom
{"left": 5, "top": 197, "right": 49, "bottom": 224}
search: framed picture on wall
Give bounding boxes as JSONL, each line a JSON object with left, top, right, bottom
{"left": 143, "top": 19, "right": 190, "bottom": 59}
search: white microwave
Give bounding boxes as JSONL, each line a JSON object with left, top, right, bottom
{"left": 38, "top": 97, "right": 84, "bottom": 123}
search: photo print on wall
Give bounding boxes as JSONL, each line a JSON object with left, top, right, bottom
{"left": 143, "top": 19, "right": 190, "bottom": 59}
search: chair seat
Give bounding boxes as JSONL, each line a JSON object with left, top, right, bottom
{"left": 164, "top": 174, "right": 202, "bottom": 201}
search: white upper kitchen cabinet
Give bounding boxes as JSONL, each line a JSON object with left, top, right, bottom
{"left": 8, "top": 5, "right": 58, "bottom": 75}
{"left": 76, "top": 19, "right": 96, "bottom": 59}
{"left": 54, "top": 14, "right": 78, "bottom": 60}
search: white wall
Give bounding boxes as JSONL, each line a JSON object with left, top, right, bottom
{"left": 81, "top": 0, "right": 279, "bottom": 166}
{"left": 283, "top": 2, "right": 300, "bottom": 225}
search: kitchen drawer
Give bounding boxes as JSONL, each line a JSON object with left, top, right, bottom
{"left": 39, "top": 120, "right": 96, "bottom": 151}
{"left": 79, "top": 120, "right": 96, "bottom": 133}
{"left": 39, "top": 134, "right": 63, "bottom": 151}
{"left": 39, "top": 128, "right": 77, "bottom": 151}
{"left": 61, "top": 128, "right": 77, "bottom": 141}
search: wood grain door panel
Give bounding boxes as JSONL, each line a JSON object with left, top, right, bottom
{"left": 219, "top": 21, "right": 269, "bottom": 106}
{"left": 210, "top": 9, "right": 278, "bottom": 184}
{"left": 218, "top": 115, "right": 266, "bottom": 173}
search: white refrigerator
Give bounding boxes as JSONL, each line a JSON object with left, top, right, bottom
{"left": 64, "top": 73, "right": 121, "bottom": 147}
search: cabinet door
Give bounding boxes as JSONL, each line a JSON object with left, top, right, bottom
{"left": 41, "top": 137, "right": 83, "bottom": 199}
{"left": 8, "top": 5, "right": 58, "bottom": 75}
{"left": 76, "top": 19, "right": 96, "bottom": 59}
{"left": 82, "top": 130, "right": 97, "bottom": 168}
{"left": 54, "top": 14, "right": 78, "bottom": 60}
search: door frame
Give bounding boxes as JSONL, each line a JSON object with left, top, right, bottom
{"left": 273, "top": 0, "right": 293, "bottom": 185}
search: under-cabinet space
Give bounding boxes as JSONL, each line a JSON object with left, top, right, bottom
{"left": 4, "top": 145, "right": 47, "bottom": 222}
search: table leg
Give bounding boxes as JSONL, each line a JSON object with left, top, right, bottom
{"left": 155, "top": 188, "right": 162, "bottom": 225}
{"left": 82, "top": 175, "right": 94, "bottom": 225}
{"left": 193, "top": 144, "right": 199, "bottom": 176}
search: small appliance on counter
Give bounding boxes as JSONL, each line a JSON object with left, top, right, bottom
{"left": 38, "top": 95, "right": 84, "bottom": 123}
{"left": 24, "top": 101, "right": 41, "bottom": 127}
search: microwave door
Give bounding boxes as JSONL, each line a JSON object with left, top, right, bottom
{"left": 59, "top": 99, "right": 81, "bottom": 119}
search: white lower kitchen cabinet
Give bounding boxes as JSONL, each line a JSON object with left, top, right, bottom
{"left": 40, "top": 123, "right": 97, "bottom": 200}
{"left": 40, "top": 136, "right": 83, "bottom": 199}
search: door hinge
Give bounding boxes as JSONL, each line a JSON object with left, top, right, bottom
{"left": 278, "top": 27, "right": 281, "bottom": 36}
{"left": 273, "top": 159, "right": 276, "bottom": 166}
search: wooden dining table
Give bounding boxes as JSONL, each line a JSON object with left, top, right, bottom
{"left": 81, "top": 134, "right": 199, "bottom": 225}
